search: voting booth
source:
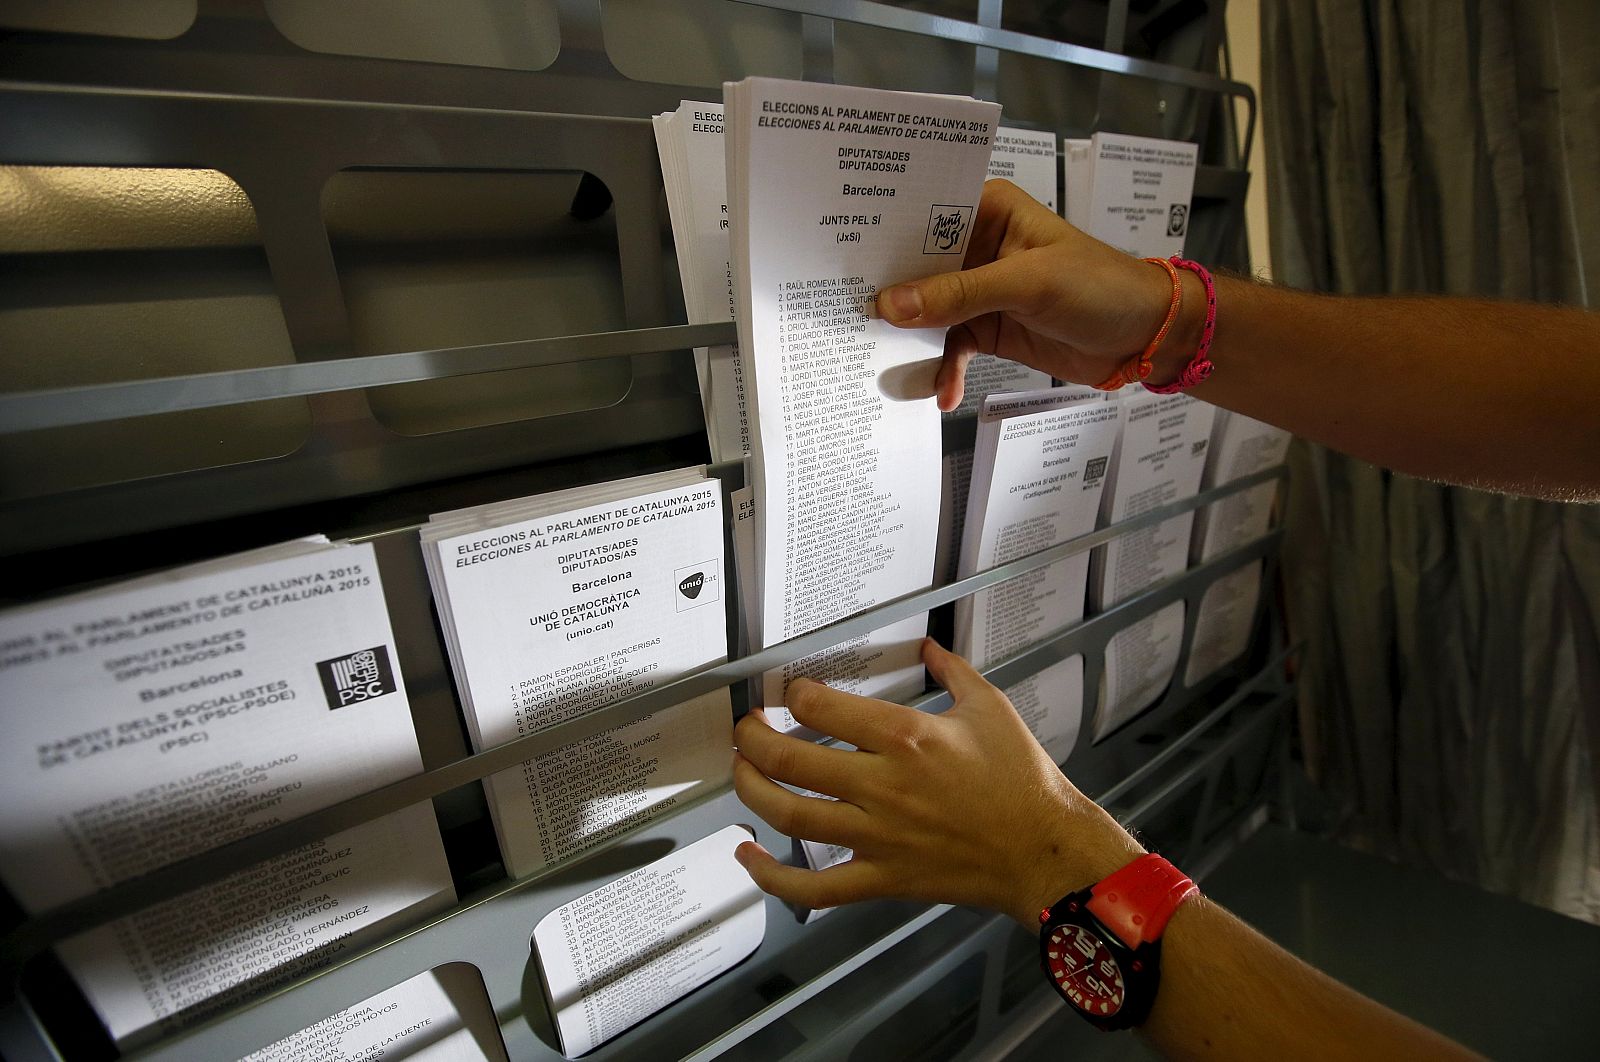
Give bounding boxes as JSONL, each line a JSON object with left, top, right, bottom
{"left": 0, "top": 3, "right": 1288, "bottom": 1059}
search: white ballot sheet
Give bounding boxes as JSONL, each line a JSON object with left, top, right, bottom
{"left": 1192, "top": 410, "right": 1291, "bottom": 563}
{"left": 1005, "top": 655, "right": 1085, "bottom": 764}
{"left": 423, "top": 476, "right": 733, "bottom": 879}
{"left": 1089, "top": 392, "right": 1214, "bottom": 737}
{"left": 531, "top": 825, "right": 765, "bottom": 1058}
{"left": 1062, "top": 132, "right": 1198, "bottom": 259}
{"left": 0, "top": 542, "right": 454, "bottom": 1046}
{"left": 934, "top": 447, "right": 975, "bottom": 587}
{"left": 1092, "top": 392, "right": 1216, "bottom": 610}
{"left": 1185, "top": 412, "right": 1288, "bottom": 686}
{"left": 655, "top": 101, "right": 749, "bottom": 461}
{"left": 726, "top": 77, "right": 1001, "bottom": 715}
{"left": 1097, "top": 602, "right": 1186, "bottom": 740}
{"left": 240, "top": 964, "right": 509, "bottom": 1062}
{"left": 989, "top": 127, "right": 1058, "bottom": 210}
{"left": 955, "top": 390, "right": 1121, "bottom": 669}
{"left": 1185, "top": 563, "right": 1264, "bottom": 686}
{"left": 731, "top": 484, "right": 758, "bottom": 656}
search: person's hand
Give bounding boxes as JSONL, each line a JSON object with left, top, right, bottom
{"left": 875, "top": 178, "right": 1197, "bottom": 410}
{"left": 731, "top": 638, "right": 1145, "bottom": 925}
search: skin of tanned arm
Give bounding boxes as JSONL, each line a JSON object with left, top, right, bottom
{"left": 876, "top": 178, "right": 1600, "bottom": 500}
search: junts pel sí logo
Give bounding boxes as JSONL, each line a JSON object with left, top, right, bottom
{"left": 678, "top": 572, "right": 706, "bottom": 600}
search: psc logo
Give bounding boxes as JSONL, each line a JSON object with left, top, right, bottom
{"left": 315, "top": 646, "right": 397, "bottom": 709}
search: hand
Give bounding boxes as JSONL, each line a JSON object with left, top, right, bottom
{"left": 874, "top": 179, "right": 1199, "bottom": 410}
{"left": 731, "top": 638, "right": 1145, "bottom": 925}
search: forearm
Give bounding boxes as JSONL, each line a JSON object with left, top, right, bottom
{"left": 1169, "top": 277, "right": 1600, "bottom": 500}
{"left": 1141, "top": 896, "right": 1481, "bottom": 1061}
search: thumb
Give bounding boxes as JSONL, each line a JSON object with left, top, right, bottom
{"left": 921, "top": 637, "right": 993, "bottom": 704}
{"left": 878, "top": 258, "right": 1036, "bottom": 329}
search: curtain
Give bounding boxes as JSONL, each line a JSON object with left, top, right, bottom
{"left": 1262, "top": 0, "right": 1600, "bottom": 922}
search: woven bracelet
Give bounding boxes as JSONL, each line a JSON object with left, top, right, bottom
{"left": 1095, "top": 256, "right": 1182, "bottom": 391}
{"left": 1143, "top": 256, "right": 1216, "bottom": 394}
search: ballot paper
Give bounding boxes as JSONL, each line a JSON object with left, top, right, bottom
{"left": 1184, "top": 563, "right": 1264, "bottom": 686}
{"left": 989, "top": 127, "right": 1058, "bottom": 211}
{"left": 1192, "top": 410, "right": 1291, "bottom": 563}
{"left": 1090, "top": 392, "right": 1217, "bottom": 610}
{"left": 1005, "top": 655, "right": 1085, "bottom": 764}
{"left": 933, "top": 447, "right": 976, "bottom": 587}
{"left": 421, "top": 470, "right": 733, "bottom": 879}
{"left": 240, "top": 963, "right": 509, "bottom": 1062}
{"left": 954, "top": 389, "right": 1121, "bottom": 669}
{"left": 944, "top": 126, "right": 1060, "bottom": 419}
{"left": 1184, "top": 412, "right": 1290, "bottom": 685}
{"left": 1063, "top": 132, "right": 1198, "bottom": 258}
{"left": 725, "top": 78, "right": 1001, "bottom": 715}
{"left": 731, "top": 484, "right": 758, "bottom": 656}
{"left": 1090, "top": 391, "right": 1216, "bottom": 739}
{"left": 0, "top": 540, "right": 455, "bottom": 1047}
{"left": 530, "top": 825, "right": 765, "bottom": 1057}
{"left": 654, "top": 101, "right": 748, "bottom": 461}
{"left": 1099, "top": 601, "right": 1187, "bottom": 738}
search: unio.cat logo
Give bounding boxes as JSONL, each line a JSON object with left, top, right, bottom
{"left": 673, "top": 560, "right": 720, "bottom": 612}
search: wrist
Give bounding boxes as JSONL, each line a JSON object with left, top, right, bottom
{"left": 1145, "top": 267, "right": 1208, "bottom": 388}
{"left": 1005, "top": 786, "right": 1147, "bottom": 926}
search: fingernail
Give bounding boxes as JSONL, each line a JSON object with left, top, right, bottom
{"left": 734, "top": 842, "right": 753, "bottom": 866}
{"left": 880, "top": 284, "right": 923, "bottom": 323}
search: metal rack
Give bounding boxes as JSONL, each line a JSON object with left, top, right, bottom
{"left": 0, "top": 3, "right": 1281, "bottom": 1059}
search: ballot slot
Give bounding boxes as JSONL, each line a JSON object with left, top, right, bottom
{"left": 321, "top": 169, "right": 636, "bottom": 437}
{"left": 0, "top": 165, "right": 312, "bottom": 500}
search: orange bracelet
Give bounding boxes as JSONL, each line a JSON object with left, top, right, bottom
{"left": 1095, "top": 257, "right": 1182, "bottom": 391}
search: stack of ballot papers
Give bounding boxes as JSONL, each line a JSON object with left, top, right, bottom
{"left": 1005, "top": 656, "right": 1088, "bottom": 764}
{"left": 1089, "top": 390, "right": 1217, "bottom": 739}
{"left": 1184, "top": 411, "right": 1292, "bottom": 685}
{"left": 1063, "top": 131, "right": 1198, "bottom": 258}
{"left": 655, "top": 101, "right": 748, "bottom": 462}
{"left": 420, "top": 468, "right": 733, "bottom": 880}
{"left": 725, "top": 76, "right": 1001, "bottom": 717}
{"left": 953, "top": 388, "right": 1118, "bottom": 668}
{"left": 952, "top": 389, "right": 1119, "bottom": 762}
{"left": 530, "top": 825, "right": 764, "bottom": 1057}
{"left": 242, "top": 963, "right": 509, "bottom": 1062}
{"left": 0, "top": 538, "right": 455, "bottom": 1048}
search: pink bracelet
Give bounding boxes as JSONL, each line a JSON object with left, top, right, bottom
{"left": 1143, "top": 256, "right": 1216, "bottom": 394}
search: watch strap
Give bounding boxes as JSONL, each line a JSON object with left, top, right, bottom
{"left": 1084, "top": 853, "right": 1196, "bottom": 948}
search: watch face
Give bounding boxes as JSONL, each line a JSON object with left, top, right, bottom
{"left": 1045, "top": 924, "right": 1126, "bottom": 1017}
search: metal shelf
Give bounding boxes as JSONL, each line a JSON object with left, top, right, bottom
{"left": 0, "top": 3, "right": 1275, "bottom": 1059}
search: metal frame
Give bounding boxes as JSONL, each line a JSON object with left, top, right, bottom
{"left": 0, "top": 3, "right": 1274, "bottom": 1059}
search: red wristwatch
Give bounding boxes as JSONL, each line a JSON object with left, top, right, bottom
{"left": 1038, "top": 853, "right": 1198, "bottom": 1030}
